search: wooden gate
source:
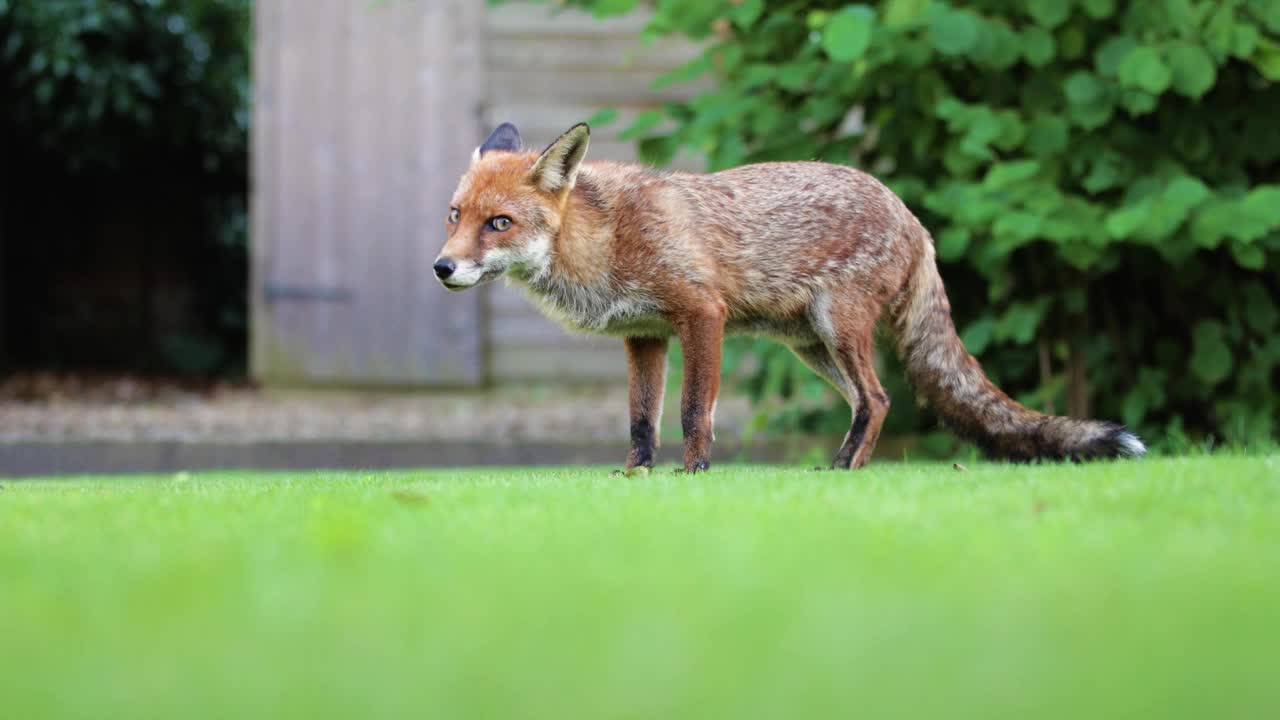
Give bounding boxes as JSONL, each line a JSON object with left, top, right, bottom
{"left": 251, "top": 0, "right": 485, "bottom": 385}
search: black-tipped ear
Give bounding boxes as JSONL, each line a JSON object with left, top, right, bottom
{"left": 476, "top": 122, "right": 522, "bottom": 159}
{"left": 529, "top": 123, "right": 590, "bottom": 194}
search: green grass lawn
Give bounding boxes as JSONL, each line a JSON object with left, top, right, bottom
{"left": 3, "top": 457, "right": 1279, "bottom": 719}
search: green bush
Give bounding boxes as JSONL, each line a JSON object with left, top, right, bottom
{"left": 571, "top": 0, "right": 1280, "bottom": 451}
{"left": 0, "top": 0, "right": 248, "bottom": 172}
{"left": 0, "top": 0, "right": 250, "bottom": 373}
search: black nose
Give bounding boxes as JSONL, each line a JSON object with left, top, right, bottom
{"left": 433, "top": 258, "right": 456, "bottom": 280}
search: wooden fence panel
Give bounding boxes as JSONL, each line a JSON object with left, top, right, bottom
{"left": 251, "top": 0, "right": 485, "bottom": 386}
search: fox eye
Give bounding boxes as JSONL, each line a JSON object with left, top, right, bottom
{"left": 488, "top": 216, "right": 513, "bottom": 232}
{"left": 448, "top": 208, "right": 460, "bottom": 224}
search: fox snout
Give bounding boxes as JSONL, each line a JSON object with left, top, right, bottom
{"left": 433, "top": 258, "right": 456, "bottom": 280}
{"left": 432, "top": 255, "right": 481, "bottom": 291}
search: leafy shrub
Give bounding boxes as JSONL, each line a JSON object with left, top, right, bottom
{"left": 570, "top": 0, "right": 1280, "bottom": 450}
{"left": 0, "top": 0, "right": 250, "bottom": 374}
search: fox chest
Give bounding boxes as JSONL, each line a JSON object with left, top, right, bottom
{"left": 523, "top": 282, "right": 672, "bottom": 337}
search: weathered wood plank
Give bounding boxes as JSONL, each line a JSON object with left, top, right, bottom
{"left": 486, "top": 2, "right": 657, "bottom": 34}
{"left": 248, "top": 0, "right": 280, "bottom": 378}
{"left": 252, "top": 0, "right": 484, "bottom": 386}
{"left": 413, "top": 0, "right": 488, "bottom": 384}
{"left": 488, "top": 69, "right": 708, "bottom": 105}
{"left": 490, "top": 346, "right": 626, "bottom": 381}
{"left": 488, "top": 315, "right": 621, "bottom": 347}
{"left": 487, "top": 35, "right": 700, "bottom": 71}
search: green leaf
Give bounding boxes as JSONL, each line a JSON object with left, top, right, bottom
{"left": 590, "top": 0, "right": 638, "bottom": 17}
{"left": 585, "top": 108, "right": 619, "bottom": 127}
{"left": 983, "top": 159, "right": 1041, "bottom": 189}
{"left": 652, "top": 53, "right": 712, "bottom": 91}
{"left": 1162, "top": 175, "right": 1210, "bottom": 208}
{"left": 961, "top": 316, "right": 996, "bottom": 354}
{"left": 1191, "top": 199, "right": 1237, "bottom": 248}
{"left": 729, "top": 0, "right": 765, "bottom": 29}
{"left": 1252, "top": 37, "right": 1280, "bottom": 80}
{"left": 1255, "top": 0, "right": 1280, "bottom": 32}
{"left": 1064, "top": 72, "right": 1114, "bottom": 128}
{"left": 1026, "top": 115, "right": 1068, "bottom": 156}
{"left": 936, "top": 227, "right": 970, "bottom": 261}
{"left": 1026, "top": 0, "right": 1072, "bottom": 28}
{"left": 993, "top": 212, "right": 1044, "bottom": 246}
{"left": 1021, "top": 26, "right": 1056, "bottom": 66}
{"left": 1189, "top": 320, "right": 1233, "bottom": 385}
{"left": 1058, "top": 25, "right": 1086, "bottom": 60}
{"left": 619, "top": 109, "right": 664, "bottom": 141}
{"left": 1166, "top": 42, "right": 1216, "bottom": 98}
{"left": 1239, "top": 186, "right": 1280, "bottom": 236}
{"left": 1118, "top": 46, "right": 1172, "bottom": 94}
{"left": 931, "top": 8, "right": 980, "bottom": 56}
{"left": 637, "top": 136, "right": 677, "bottom": 166}
{"left": 776, "top": 61, "right": 819, "bottom": 91}
{"left": 1104, "top": 202, "right": 1150, "bottom": 240}
{"left": 1232, "top": 22, "right": 1259, "bottom": 58}
{"left": 1122, "top": 387, "right": 1147, "bottom": 428}
{"left": 739, "top": 64, "right": 778, "bottom": 89}
{"left": 884, "top": 0, "right": 931, "bottom": 28}
{"left": 1119, "top": 88, "right": 1158, "bottom": 116}
{"left": 1065, "top": 72, "right": 1105, "bottom": 104}
{"left": 822, "top": 6, "right": 876, "bottom": 62}
{"left": 1080, "top": 0, "right": 1116, "bottom": 19}
{"left": 1095, "top": 36, "right": 1137, "bottom": 77}
{"left": 1161, "top": 0, "right": 1197, "bottom": 27}
{"left": 976, "top": 21, "right": 1023, "bottom": 70}
{"left": 1231, "top": 242, "right": 1266, "bottom": 270}
{"left": 1082, "top": 152, "right": 1131, "bottom": 193}
{"left": 997, "top": 301, "right": 1047, "bottom": 345}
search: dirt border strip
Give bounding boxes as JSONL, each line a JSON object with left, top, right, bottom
{"left": 0, "top": 440, "right": 833, "bottom": 478}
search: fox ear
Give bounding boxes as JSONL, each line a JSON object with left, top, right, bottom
{"left": 528, "top": 123, "right": 590, "bottom": 194}
{"left": 473, "top": 122, "right": 522, "bottom": 163}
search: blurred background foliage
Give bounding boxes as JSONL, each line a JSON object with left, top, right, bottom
{"left": 0, "top": 0, "right": 250, "bottom": 374}
{"left": 566, "top": 0, "right": 1280, "bottom": 452}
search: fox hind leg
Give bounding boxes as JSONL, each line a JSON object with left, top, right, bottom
{"left": 829, "top": 330, "right": 890, "bottom": 468}
{"left": 808, "top": 295, "right": 891, "bottom": 469}
{"left": 792, "top": 341, "right": 885, "bottom": 469}
{"left": 789, "top": 343, "right": 858, "bottom": 469}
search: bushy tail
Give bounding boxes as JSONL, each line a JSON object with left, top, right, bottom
{"left": 888, "top": 229, "right": 1145, "bottom": 462}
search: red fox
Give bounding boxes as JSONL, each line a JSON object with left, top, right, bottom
{"left": 435, "top": 122, "right": 1146, "bottom": 472}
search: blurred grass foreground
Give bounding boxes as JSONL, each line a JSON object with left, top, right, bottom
{"left": 4, "top": 457, "right": 1279, "bottom": 718}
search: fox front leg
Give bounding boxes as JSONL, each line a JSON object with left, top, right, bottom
{"left": 624, "top": 336, "right": 668, "bottom": 472}
{"left": 674, "top": 304, "right": 726, "bottom": 473}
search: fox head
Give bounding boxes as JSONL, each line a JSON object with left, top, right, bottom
{"left": 434, "top": 122, "right": 590, "bottom": 290}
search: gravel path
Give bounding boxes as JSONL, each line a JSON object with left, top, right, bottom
{"left": 0, "top": 373, "right": 752, "bottom": 444}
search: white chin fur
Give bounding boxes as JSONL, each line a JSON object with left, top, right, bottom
{"left": 446, "top": 260, "right": 486, "bottom": 287}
